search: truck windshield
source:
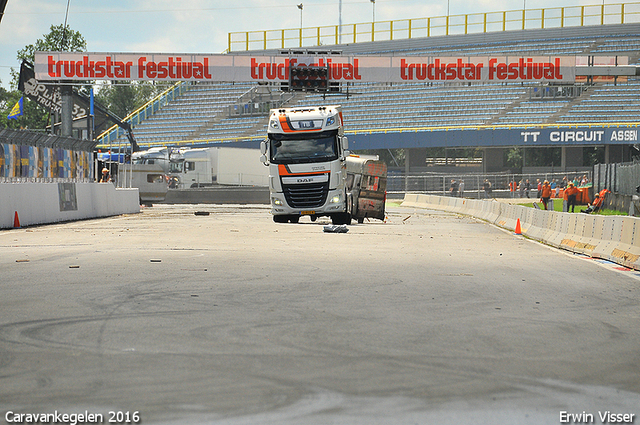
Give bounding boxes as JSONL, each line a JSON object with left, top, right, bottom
{"left": 269, "top": 130, "right": 338, "bottom": 164}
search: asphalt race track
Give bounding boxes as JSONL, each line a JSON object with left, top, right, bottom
{"left": 1, "top": 204, "right": 639, "bottom": 425}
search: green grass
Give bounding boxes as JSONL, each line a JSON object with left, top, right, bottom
{"left": 520, "top": 201, "right": 626, "bottom": 215}
{"left": 596, "top": 208, "right": 627, "bottom": 216}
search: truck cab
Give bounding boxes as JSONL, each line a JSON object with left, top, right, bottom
{"left": 261, "top": 105, "right": 350, "bottom": 224}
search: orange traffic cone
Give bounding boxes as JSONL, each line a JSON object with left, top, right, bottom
{"left": 13, "top": 211, "right": 21, "bottom": 228}
{"left": 515, "top": 218, "right": 522, "bottom": 235}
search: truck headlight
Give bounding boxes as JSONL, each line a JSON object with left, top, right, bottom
{"left": 326, "top": 116, "right": 336, "bottom": 126}
{"left": 330, "top": 194, "right": 341, "bottom": 203}
{"left": 272, "top": 197, "right": 283, "bottom": 206}
{"left": 270, "top": 119, "right": 279, "bottom": 129}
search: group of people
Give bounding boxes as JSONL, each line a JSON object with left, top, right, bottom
{"left": 509, "top": 179, "right": 533, "bottom": 198}
{"left": 538, "top": 180, "right": 580, "bottom": 212}
{"left": 508, "top": 175, "right": 591, "bottom": 200}
{"left": 539, "top": 177, "right": 608, "bottom": 213}
{"left": 447, "top": 176, "right": 602, "bottom": 213}
{"left": 450, "top": 179, "right": 496, "bottom": 198}
{"left": 450, "top": 179, "right": 494, "bottom": 197}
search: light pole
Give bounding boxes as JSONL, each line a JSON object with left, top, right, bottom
{"left": 371, "top": 0, "right": 375, "bottom": 41}
{"left": 338, "top": 0, "right": 342, "bottom": 43}
{"left": 447, "top": 0, "right": 450, "bottom": 35}
{"left": 297, "top": 3, "right": 303, "bottom": 46}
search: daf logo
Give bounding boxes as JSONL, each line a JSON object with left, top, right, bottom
{"left": 311, "top": 166, "right": 325, "bottom": 171}
{"left": 297, "top": 178, "right": 313, "bottom": 183}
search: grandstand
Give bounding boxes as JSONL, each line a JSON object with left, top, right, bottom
{"left": 102, "top": 14, "right": 640, "bottom": 171}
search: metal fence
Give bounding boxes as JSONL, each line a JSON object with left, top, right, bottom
{"left": 388, "top": 171, "right": 592, "bottom": 199}
{"left": 593, "top": 162, "right": 640, "bottom": 196}
{"left": 1, "top": 129, "right": 94, "bottom": 183}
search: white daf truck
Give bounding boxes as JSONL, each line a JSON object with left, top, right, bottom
{"left": 260, "top": 105, "right": 351, "bottom": 224}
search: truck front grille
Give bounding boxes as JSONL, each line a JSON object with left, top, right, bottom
{"left": 283, "top": 182, "right": 329, "bottom": 209}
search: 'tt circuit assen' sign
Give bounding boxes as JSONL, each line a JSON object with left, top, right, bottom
{"left": 34, "top": 52, "right": 577, "bottom": 84}
{"left": 348, "top": 127, "right": 640, "bottom": 150}
{"left": 521, "top": 129, "right": 639, "bottom": 144}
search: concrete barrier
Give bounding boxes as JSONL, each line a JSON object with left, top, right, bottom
{"left": 162, "top": 186, "right": 271, "bottom": 204}
{"left": 611, "top": 217, "right": 640, "bottom": 268}
{"left": 523, "top": 208, "right": 546, "bottom": 241}
{"left": 401, "top": 194, "right": 640, "bottom": 270}
{"left": 402, "top": 193, "right": 420, "bottom": 207}
{"left": 1, "top": 182, "right": 140, "bottom": 229}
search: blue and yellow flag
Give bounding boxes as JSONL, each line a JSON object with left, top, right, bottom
{"left": 8, "top": 97, "right": 24, "bottom": 120}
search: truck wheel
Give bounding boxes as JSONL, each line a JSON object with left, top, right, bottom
{"left": 332, "top": 212, "right": 351, "bottom": 225}
{"left": 273, "top": 215, "right": 288, "bottom": 223}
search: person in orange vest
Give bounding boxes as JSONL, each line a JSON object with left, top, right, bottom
{"left": 582, "top": 188, "right": 609, "bottom": 213}
{"left": 540, "top": 180, "right": 552, "bottom": 210}
{"left": 565, "top": 182, "right": 579, "bottom": 212}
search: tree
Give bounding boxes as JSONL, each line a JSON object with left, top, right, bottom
{"left": 505, "top": 147, "right": 523, "bottom": 172}
{"left": 0, "top": 88, "right": 49, "bottom": 130}
{"left": 527, "top": 147, "right": 561, "bottom": 168}
{"left": 583, "top": 146, "right": 605, "bottom": 166}
{"left": 2, "top": 25, "right": 87, "bottom": 130}
{"left": 95, "top": 83, "right": 138, "bottom": 120}
{"left": 95, "top": 81, "right": 169, "bottom": 121}
{"left": 16, "top": 24, "right": 86, "bottom": 65}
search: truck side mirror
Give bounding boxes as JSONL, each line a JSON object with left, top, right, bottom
{"left": 260, "top": 141, "right": 269, "bottom": 165}
{"left": 342, "top": 136, "right": 349, "bottom": 151}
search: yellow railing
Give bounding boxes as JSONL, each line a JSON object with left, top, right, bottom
{"left": 228, "top": 2, "right": 640, "bottom": 52}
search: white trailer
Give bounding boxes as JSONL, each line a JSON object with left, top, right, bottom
{"left": 132, "top": 146, "right": 267, "bottom": 189}
{"left": 216, "top": 147, "right": 268, "bottom": 186}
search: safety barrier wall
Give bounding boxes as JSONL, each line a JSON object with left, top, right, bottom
{"left": 402, "top": 193, "right": 640, "bottom": 270}
{"left": 0, "top": 183, "right": 140, "bottom": 229}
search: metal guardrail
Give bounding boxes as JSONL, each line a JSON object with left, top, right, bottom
{"left": 228, "top": 2, "right": 640, "bottom": 52}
